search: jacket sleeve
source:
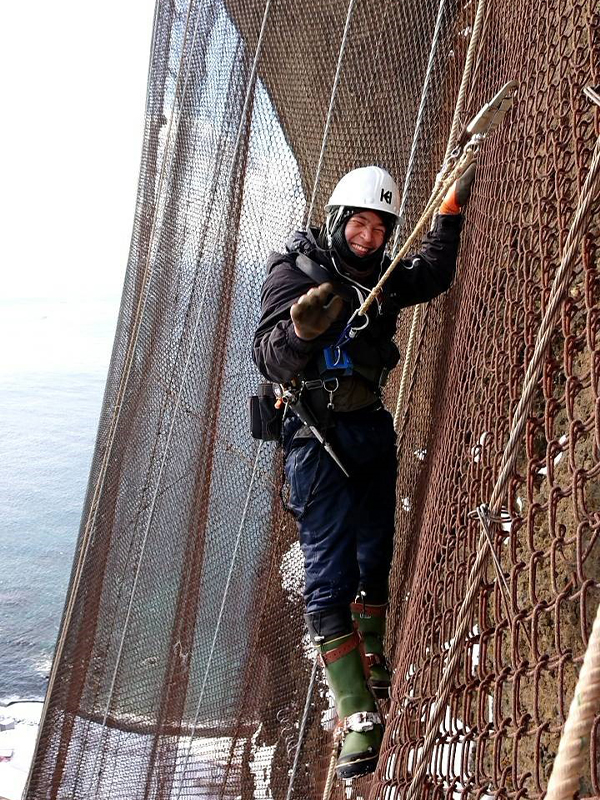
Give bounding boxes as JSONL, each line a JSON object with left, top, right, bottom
{"left": 253, "top": 257, "right": 326, "bottom": 383}
{"left": 389, "top": 213, "right": 462, "bottom": 307}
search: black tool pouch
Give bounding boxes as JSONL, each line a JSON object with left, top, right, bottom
{"left": 249, "top": 383, "right": 283, "bottom": 441}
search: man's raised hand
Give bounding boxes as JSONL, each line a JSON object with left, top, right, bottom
{"left": 290, "top": 282, "right": 344, "bottom": 341}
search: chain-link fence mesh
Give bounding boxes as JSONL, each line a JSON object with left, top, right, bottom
{"left": 25, "top": 0, "right": 599, "bottom": 797}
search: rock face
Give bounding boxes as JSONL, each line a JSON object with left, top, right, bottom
{"left": 378, "top": 1, "right": 600, "bottom": 796}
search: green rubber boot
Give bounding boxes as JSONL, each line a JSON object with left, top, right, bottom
{"left": 318, "top": 631, "right": 383, "bottom": 779}
{"left": 351, "top": 598, "right": 391, "bottom": 699}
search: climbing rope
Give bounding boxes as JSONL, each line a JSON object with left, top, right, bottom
{"left": 365, "top": 146, "right": 476, "bottom": 318}
{"left": 393, "top": 0, "right": 487, "bottom": 430}
{"left": 350, "top": 78, "right": 516, "bottom": 351}
{"left": 545, "top": 599, "right": 600, "bottom": 800}
{"left": 392, "top": 304, "right": 423, "bottom": 430}
{"left": 321, "top": 743, "right": 339, "bottom": 800}
{"left": 404, "top": 127, "right": 600, "bottom": 800}
{"left": 443, "top": 0, "right": 487, "bottom": 161}
{"left": 336, "top": 144, "right": 481, "bottom": 348}
{"left": 388, "top": 144, "right": 472, "bottom": 428}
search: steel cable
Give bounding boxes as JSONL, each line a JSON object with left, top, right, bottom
{"left": 305, "top": 0, "right": 357, "bottom": 230}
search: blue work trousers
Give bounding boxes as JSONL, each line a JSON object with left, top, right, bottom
{"left": 283, "top": 406, "right": 397, "bottom": 615}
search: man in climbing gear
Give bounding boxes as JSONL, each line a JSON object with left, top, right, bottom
{"left": 252, "top": 163, "right": 474, "bottom": 780}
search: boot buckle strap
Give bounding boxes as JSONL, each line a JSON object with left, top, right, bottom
{"left": 321, "top": 631, "right": 360, "bottom": 665}
{"left": 350, "top": 601, "right": 387, "bottom": 618}
{"left": 337, "top": 711, "right": 382, "bottom": 738}
{"left": 364, "top": 652, "right": 386, "bottom": 668}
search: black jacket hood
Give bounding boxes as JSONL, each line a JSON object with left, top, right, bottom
{"left": 285, "top": 227, "right": 332, "bottom": 262}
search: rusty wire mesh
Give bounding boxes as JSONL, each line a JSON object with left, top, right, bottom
{"left": 25, "top": 0, "right": 599, "bottom": 798}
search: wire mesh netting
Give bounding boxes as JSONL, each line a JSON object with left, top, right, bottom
{"left": 25, "top": 0, "right": 599, "bottom": 797}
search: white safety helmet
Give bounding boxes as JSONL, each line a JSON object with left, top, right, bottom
{"left": 325, "top": 166, "right": 400, "bottom": 218}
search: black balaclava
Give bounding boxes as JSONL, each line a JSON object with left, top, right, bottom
{"left": 321, "top": 206, "right": 395, "bottom": 280}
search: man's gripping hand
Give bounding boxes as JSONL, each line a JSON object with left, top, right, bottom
{"left": 439, "top": 163, "right": 476, "bottom": 215}
{"left": 290, "top": 282, "right": 344, "bottom": 341}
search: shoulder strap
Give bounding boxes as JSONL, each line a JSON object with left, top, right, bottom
{"left": 295, "top": 253, "right": 333, "bottom": 285}
{"left": 295, "top": 254, "right": 355, "bottom": 302}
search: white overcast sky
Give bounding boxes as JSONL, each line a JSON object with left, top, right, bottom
{"left": 1, "top": 1, "right": 156, "bottom": 302}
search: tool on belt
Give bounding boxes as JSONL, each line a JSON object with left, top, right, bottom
{"left": 274, "top": 383, "right": 350, "bottom": 477}
{"left": 249, "top": 378, "right": 350, "bottom": 477}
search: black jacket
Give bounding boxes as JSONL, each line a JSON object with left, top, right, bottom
{"left": 253, "top": 214, "right": 462, "bottom": 385}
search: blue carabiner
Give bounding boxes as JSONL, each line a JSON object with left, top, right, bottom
{"left": 335, "top": 310, "right": 370, "bottom": 350}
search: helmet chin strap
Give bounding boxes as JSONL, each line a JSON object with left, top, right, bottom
{"left": 330, "top": 254, "right": 371, "bottom": 297}
{"left": 331, "top": 254, "right": 384, "bottom": 319}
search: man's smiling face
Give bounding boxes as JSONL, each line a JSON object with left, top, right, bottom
{"left": 344, "top": 210, "right": 387, "bottom": 258}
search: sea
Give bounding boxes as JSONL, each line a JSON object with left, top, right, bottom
{"left": 0, "top": 297, "right": 119, "bottom": 704}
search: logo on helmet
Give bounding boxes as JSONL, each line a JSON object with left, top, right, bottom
{"left": 380, "top": 189, "right": 393, "bottom": 205}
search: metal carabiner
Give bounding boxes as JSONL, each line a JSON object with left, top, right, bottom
{"left": 335, "top": 308, "right": 370, "bottom": 350}
{"left": 347, "top": 310, "right": 369, "bottom": 339}
{"left": 323, "top": 378, "right": 339, "bottom": 410}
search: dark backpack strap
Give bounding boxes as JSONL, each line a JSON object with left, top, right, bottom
{"left": 295, "top": 253, "right": 332, "bottom": 284}
{"left": 295, "top": 254, "right": 355, "bottom": 302}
